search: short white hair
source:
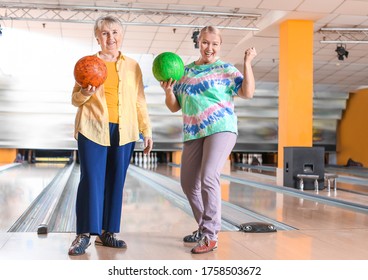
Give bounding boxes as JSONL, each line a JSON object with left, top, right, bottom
{"left": 94, "top": 15, "right": 123, "bottom": 37}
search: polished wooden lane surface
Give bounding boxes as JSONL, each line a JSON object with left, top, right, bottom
{"left": 0, "top": 162, "right": 367, "bottom": 260}
{"left": 0, "top": 163, "right": 65, "bottom": 232}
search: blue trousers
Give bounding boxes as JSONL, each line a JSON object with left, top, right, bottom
{"left": 76, "top": 123, "right": 135, "bottom": 235}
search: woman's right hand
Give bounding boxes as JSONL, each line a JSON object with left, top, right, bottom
{"left": 80, "top": 85, "right": 98, "bottom": 96}
{"left": 160, "top": 78, "right": 176, "bottom": 94}
{"left": 161, "top": 78, "right": 181, "bottom": 112}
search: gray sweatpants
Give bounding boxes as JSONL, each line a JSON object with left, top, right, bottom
{"left": 180, "top": 132, "right": 237, "bottom": 241}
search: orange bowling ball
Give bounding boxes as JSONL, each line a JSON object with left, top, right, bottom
{"left": 73, "top": 55, "right": 107, "bottom": 88}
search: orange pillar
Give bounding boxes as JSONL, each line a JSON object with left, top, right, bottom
{"left": 277, "top": 20, "right": 314, "bottom": 184}
{"left": 337, "top": 88, "right": 368, "bottom": 166}
{"left": 172, "top": 151, "right": 182, "bottom": 165}
{"left": 171, "top": 151, "right": 182, "bottom": 178}
{"left": 0, "top": 148, "right": 17, "bottom": 163}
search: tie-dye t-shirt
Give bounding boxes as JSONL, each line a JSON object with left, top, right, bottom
{"left": 173, "top": 60, "right": 243, "bottom": 142}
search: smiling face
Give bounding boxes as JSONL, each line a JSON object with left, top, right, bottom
{"left": 197, "top": 27, "right": 222, "bottom": 65}
{"left": 95, "top": 18, "right": 123, "bottom": 54}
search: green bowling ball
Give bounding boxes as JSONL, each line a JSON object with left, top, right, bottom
{"left": 152, "top": 52, "right": 184, "bottom": 82}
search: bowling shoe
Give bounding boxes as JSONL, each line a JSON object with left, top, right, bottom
{"left": 95, "top": 232, "right": 127, "bottom": 248}
{"left": 68, "top": 234, "right": 91, "bottom": 256}
{"left": 191, "top": 236, "right": 218, "bottom": 254}
{"left": 183, "top": 229, "right": 202, "bottom": 243}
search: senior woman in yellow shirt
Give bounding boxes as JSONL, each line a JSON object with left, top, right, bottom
{"left": 69, "top": 15, "right": 153, "bottom": 256}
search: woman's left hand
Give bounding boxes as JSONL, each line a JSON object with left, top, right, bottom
{"left": 244, "top": 47, "right": 257, "bottom": 63}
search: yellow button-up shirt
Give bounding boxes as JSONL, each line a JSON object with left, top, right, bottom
{"left": 72, "top": 52, "right": 152, "bottom": 146}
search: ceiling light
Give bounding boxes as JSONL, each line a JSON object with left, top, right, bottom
{"left": 191, "top": 30, "right": 200, "bottom": 49}
{"left": 335, "top": 44, "right": 348, "bottom": 61}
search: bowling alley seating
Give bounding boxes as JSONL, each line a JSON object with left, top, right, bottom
{"left": 296, "top": 173, "right": 339, "bottom": 193}
{"left": 296, "top": 174, "right": 320, "bottom": 192}
{"left": 324, "top": 173, "right": 338, "bottom": 192}
{"left": 283, "top": 146, "right": 340, "bottom": 193}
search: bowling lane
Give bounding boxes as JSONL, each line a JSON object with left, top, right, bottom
{"left": 7, "top": 160, "right": 368, "bottom": 235}
{"left": 146, "top": 163, "right": 368, "bottom": 231}
{"left": 326, "top": 166, "right": 368, "bottom": 178}
{"left": 0, "top": 163, "right": 65, "bottom": 232}
{"left": 230, "top": 164, "right": 368, "bottom": 203}
{"left": 50, "top": 163, "right": 198, "bottom": 234}
{"left": 121, "top": 171, "right": 198, "bottom": 234}
{"left": 224, "top": 179, "right": 368, "bottom": 230}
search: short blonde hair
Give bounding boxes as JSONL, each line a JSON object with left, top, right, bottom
{"left": 94, "top": 15, "right": 123, "bottom": 37}
{"left": 199, "top": 26, "right": 222, "bottom": 43}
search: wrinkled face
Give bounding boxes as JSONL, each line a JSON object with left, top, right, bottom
{"left": 95, "top": 22, "right": 123, "bottom": 52}
{"left": 199, "top": 32, "right": 221, "bottom": 64}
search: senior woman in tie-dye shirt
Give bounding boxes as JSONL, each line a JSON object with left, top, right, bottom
{"left": 160, "top": 26, "right": 257, "bottom": 254}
